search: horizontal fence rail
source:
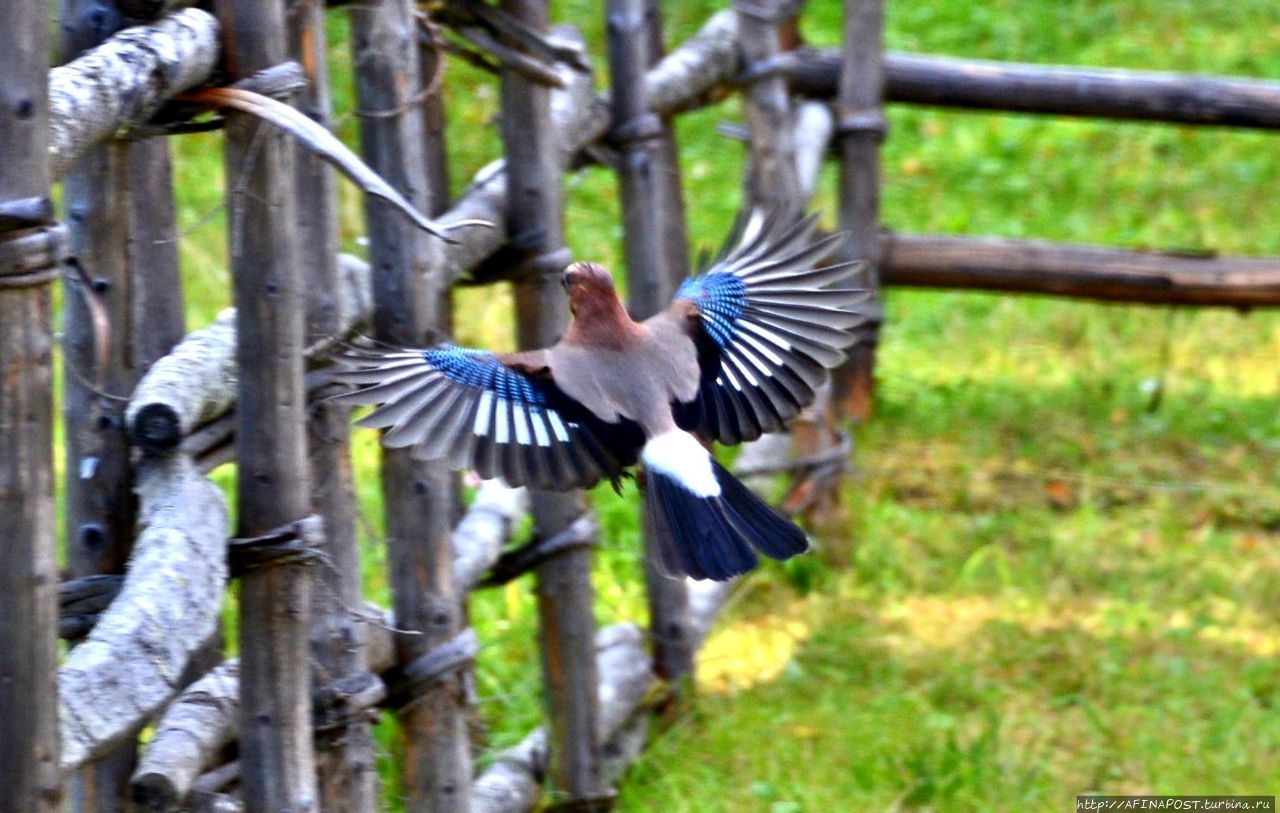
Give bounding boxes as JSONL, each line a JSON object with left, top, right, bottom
{"left": 789, "top": 49, "right": 1280, "bottom": 130}
{"left": 880, "top": 233, "right": 1280, "bottom": 307}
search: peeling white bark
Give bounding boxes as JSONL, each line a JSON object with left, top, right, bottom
{"left": 452, "top": 480, "right": 528, "bottom": 591}
{"left": 130, "top": 482, "right": 525, "bottom": 808}
{"left": 126, "top": 253, "right": 372, "bottom": 452}
{"left": 49, "top": 9, "right": 221, "bottom": 180}
{"left": 129, "top": 661, "right": 240, "bottom": 810}
{"left": 58, "top": 453, "right": 229, "bottom": 773}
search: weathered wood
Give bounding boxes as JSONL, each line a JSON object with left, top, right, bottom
{"left": 115, "top": 0, "right": 201, "bottom": 21}
{"left": 452, "top": 481, "right": 529, "bottom": 591}
{"left": 49, "top": 10, "right": 220, "bottom": 180}
{"left": 788, "top": 49, "right": 1280, "bottom": 131}
{"left": 640, "top": 0, "right": 692, "bottom": 289}
{"left": 350, "top": 4, "right": 472, "bottom": 811}
{"left": 58, "top": 453, "right": 229, "bottom": 774}
{"left": 500, "top": 3, "right": 607, "bottom": 808}
{"left": 130, "top": 482, "right": 525, "bottom": 811}
{"left": 288, "top": 1, "right": 379, "bottom": 809}
{"left": 0, "top": 5, "right": 60, "bottom": 809}
{"left": 217, "top": 1, "right": 317, "bottom": 809}
{"left": 606, "top": 0, "right": 695, "bottom": 685}
{"left": 60, "top": 3, "right": 188, "bottom": 808}
{"left": 880, "top": 233, "right": 1280, "bottom": 307}
{"left": 831, "top": 0, "right": 884, "bottom": 422}
{"left": 736, "top": 0, "right": 803, "bottom": 210}
{"left": 130, "top": 661, "right": 240, "bottom": 812}
{"left": 128, "top": 255, "right": 372, "bottom": 457}
{"left": 438, "top": 10, "right": 734, "bottom": 287}
{"left": 471, "top": 625, "right": 653, "bottom": 813}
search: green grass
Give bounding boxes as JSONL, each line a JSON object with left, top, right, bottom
{"left": 129, "top": 0, "right": 1280, "bottom": 809}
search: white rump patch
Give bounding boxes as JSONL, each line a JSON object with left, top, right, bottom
{"left": 642, "top": 431, "right": 721, "bottom": 498}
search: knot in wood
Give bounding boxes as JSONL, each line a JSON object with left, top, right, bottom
{"left": 228, "top": 514, "right": 325, "bottom": 577}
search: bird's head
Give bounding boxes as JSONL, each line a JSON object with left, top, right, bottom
{"left": 560, "top": 261, "right": 638, "bottom": 346}
{"left": 562, "top": 262, "right": 619, "bottom": 314}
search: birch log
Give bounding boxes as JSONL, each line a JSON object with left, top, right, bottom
{"left": 61, "top": 2, "right": 189, "bottom": 808}
{"left": 48, "top": 9, "right": 220, "bottom": 180}
{"left": 58, "top": 454, "right": 229, "bottom": 774}
{"left": 126, "top": 256, "right": 371, "bottom": 455}
{"left": 130, "top": 483, "right": 525, "bottom": 810}
{"left": 129, "top": 662, "right": 240, "bottom": 812}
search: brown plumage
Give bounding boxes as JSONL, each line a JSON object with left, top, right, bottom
{"left": 330, "top": 211, "right": 867, "bottom": 580}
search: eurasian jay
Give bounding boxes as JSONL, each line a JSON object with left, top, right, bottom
{"left": 330, "top": 211, "right": 865, "bottom": 581}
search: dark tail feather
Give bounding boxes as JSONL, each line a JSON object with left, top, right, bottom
{"left": 644, "top": 463, "right": 810, "bottom": 582}
{"left": 712, "top": 460, "right": 809, "bottom": 560}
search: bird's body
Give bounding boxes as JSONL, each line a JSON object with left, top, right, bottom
{"left": 331, "top": 211, "right": 866, "bottom": 580}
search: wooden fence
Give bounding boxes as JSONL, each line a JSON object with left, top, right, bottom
{"left": 3, "top": 1, "right": 1280, "bottom": 811}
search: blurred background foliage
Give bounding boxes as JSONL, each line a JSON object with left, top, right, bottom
{"left": 111, "top": 0, "right": 1280, "bottom": 809}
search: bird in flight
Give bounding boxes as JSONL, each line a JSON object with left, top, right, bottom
{"left": 330, "top": 210, "right": 865, "bottom": 581}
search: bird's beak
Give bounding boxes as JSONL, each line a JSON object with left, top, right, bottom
{"left": 561, "top": 268, "right": 577, "bottom": 290}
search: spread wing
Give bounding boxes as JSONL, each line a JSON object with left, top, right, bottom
{"left": 329, "top": 344, "right": 643, "bottom": 491}
{"left": 663, "top": 210, "right": 866, "bottom": 445}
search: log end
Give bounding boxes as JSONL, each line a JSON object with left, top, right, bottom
{"left": 130, "top": 771, "right": 180, "bottom": 813}
{"left": 130, "top": 403, "right": 183, "bottom": 453}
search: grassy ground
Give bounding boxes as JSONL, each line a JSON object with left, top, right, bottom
{"left": 142, "top": 0, "right": 1280, "bottom": 810}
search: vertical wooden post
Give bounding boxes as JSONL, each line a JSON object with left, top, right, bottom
{"left": 289, "top": 2, "right": 380, "bottom": 811}
{"left": 217, "top": 1, "right": 318, "bottom": 810}
{"left": 349, "top": 4, "right": 472, "bottom": 812}
{"left": 641, "top": 0, "right": 692, "bottom": 289}
{"left": 735, "top": 0, "right": 803, "bottom": 212}
{"left": 501, "top": 1, "right": 608, "bottom": 808}
{"left": 59, "top": 5, "right": 187, "bottom": 809}
{"left": 0, "top": 6, "right": 60, "bottom": 811}
{"left": 833, "top": 0, "right": 885, "bottom": 421}
{"left": 419, "top": 23, "right": 451, "bottom": 217}
{"left": 607, "top": 0, "right": 695, "bottom": 685}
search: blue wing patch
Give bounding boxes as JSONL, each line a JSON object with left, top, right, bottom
{"left": 676, "top": 274, "right": 747, "bottom": 349}
{"left": 425, "top": 346, "right": 549, "bottom": 407}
